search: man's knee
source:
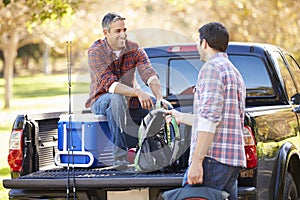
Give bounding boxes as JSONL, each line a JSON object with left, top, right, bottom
{"left": 111, "top": 94, "right": 127, "bottom": 109}
{"left": 111, "top": 94, "right": 126, "bottom": 103}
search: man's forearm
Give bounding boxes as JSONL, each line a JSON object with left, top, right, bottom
{"left": 113, "top": 82, "right": 156, "bottom": 110}
{"left": 192, "top": 131, "right": 215, "bottom": 162}
{"left": 149, "top": 78, "right": 163, "bottom": 100}
{"left": 180, "top": 113, "right": 193, "bottom": 126}
{"left": 113, "top": 82, "right": 138, "bottom": 96}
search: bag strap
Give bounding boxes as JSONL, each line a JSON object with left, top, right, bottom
{"left": 166, "top": 115, "right": 181, "bottom": 164}
{"left": 155, "top": 100, "right": 162, "bottom": 109}
{"left": 156, "top": 99, "right": 173, "bottom": 110}
{"left": 157, "top": 99, "right": 180, "bottom": 164}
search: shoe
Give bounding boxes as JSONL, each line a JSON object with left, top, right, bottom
{"left": 113, "top": 160, "right": 130, "bottom": 170}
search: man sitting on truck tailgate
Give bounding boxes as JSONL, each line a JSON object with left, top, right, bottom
{"left": 167, "top": 22, "right": 247, "bottom": 199}
{"left": 85, "top": 12, "right": 163, "bottom": 170}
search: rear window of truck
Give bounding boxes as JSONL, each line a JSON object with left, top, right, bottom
{"left": 137, "top": 55, "right": 274, "bottom": 98}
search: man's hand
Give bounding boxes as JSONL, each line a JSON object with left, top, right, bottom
{"left": 165, "top": 109, "right": 182, "bottom": 124}
{"left": 187, "top": 131, "right": 215, "bottom": 185}
{"left": 135, "top": 89, "right": 154, "bottom": 110}
{"left": 165, "top": 109, "right": 194, "bottom": 126}
{"left": 188, "top": 159, "right": 204, "bottom": 185}
{"left": 160, "top": 99, "right": 173, "bottom": 110}
{"left": 113, "top": 83, "right": 155, "bottom": 110}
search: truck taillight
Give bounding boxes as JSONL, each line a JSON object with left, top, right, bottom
{"left": 243, "top": 126, "right": 257, "bottom": 168}
{"left": 8, "top": 129, "right": 23, "bottom": 172}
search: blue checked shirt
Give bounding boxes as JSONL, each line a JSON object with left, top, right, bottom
{"left": 190, "top": 52, "right": 247, "bottom": 167}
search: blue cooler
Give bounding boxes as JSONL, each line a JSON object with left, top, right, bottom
{"left": 55, "top": 113, "right": 114, "bottom": 168}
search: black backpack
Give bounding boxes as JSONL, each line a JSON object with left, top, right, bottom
{"left": 134, "top": 107, "right": 183, "bottom": 172}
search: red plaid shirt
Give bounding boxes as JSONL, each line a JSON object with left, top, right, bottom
{"left": 85, "top": 38, "right": 158, "bottom": 109}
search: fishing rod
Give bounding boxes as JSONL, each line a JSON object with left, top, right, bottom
{"left": 66, "top": 41, "right": 76, "bottom": 200}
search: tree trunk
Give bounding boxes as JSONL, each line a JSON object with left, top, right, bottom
{"left": 3, "top": 31, "right": 19, "bottom": 109}
{"left": 43, "top": 43, "right": 51, "bottom": 75}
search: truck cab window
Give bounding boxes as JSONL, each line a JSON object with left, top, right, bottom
{"left": 169, "top": 58, "right": 203, "bottom": 95}
{"left": 229, "top": 55, "right": 274, "bottom": 97}
{"left": 271, "top": 52, "right": 298, "bottom": 103}
{"left": 168, "top": 55, "right": 274, "bottom": 98}
{"left": 285, "top": 54, "right": 300, "bottom": 92}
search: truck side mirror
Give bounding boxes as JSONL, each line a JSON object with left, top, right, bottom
{"left": 291, "top": 93, "right": 300, "bottom": 105}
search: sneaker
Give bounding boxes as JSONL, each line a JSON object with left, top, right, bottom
{"left": 113, "top": 160, "right": 130, "bottom": 170}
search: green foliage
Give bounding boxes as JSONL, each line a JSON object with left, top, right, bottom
{"left": 24, "top": 0, "right": 80, "bottom": 33}
{"left": 27, "top": 0, "right": 78, "bottom": 22}
{"left": 17, "top": 44, "right": 43, "bottom": 62}
{"left": 2, "top": 0, "right": 10, "bottom": 6}
{"left": 0, "top": 167, "right": 10, "bottom": 176}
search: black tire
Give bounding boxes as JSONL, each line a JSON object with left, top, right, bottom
{"left": 283, "top": 171, "right": 298, "bottom": 200}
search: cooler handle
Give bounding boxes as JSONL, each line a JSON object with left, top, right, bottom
{"left": 54, "top": 151, "right": 95, "bottom": 168}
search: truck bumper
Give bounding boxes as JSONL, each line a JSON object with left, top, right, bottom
{"left": 7, "top": 187, "right": 257, "bottom": 200}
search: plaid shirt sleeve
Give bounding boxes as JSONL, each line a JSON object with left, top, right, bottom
{"left": 127, "top": 46, "right": 159, "bottom": 109}
{"left": 194, "top": 62, "right": 224, "bottom": 133}
{"left": 135, "top": 48, "right": 159, "bottom": 84}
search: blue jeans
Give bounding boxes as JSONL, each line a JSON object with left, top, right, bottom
{"left": 182, "top": 157, "right": 240, "bottom": 200}
{"left": 91, "top": 93, "right": 149, "bottom": 162}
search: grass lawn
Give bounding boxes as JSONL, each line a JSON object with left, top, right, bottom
{"left": 0, "top": 73, "right": 89, "bottom": 199}
{"left": 0, "top": 168, "right": 10, "bottom": 199}
{"left": 1, "top": 73, "right": 89, "bottom": 100}
{"left": 0, "top": 73, "right": 89, "bottom": 135}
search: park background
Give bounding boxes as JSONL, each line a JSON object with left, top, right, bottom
{"left": 0, "top": 0, "right": 300, "bottom": 198}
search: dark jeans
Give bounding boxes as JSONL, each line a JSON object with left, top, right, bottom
{"left": 182, "top": 157, "right": 241, "bottom": 200}
{"left": 91, "top": 93, "right": 149, "bottom": 162}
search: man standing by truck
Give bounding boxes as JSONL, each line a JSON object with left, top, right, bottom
{"left": 85, "top": 12, "right": 163, "bottom": 170}
{"left": 168, "top": 22, "right": 247, "bottom": 199}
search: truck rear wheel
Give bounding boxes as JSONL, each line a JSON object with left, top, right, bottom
{"left": 283, "top": 171, "right": 298, "bottom": 200}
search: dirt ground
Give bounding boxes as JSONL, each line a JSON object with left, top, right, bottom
{"left": 108, "top": 189, "right": 149, "bottom": 200}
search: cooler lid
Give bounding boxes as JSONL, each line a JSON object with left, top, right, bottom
{"left": 59, "top": 113, "right": 107, "bottom": 122}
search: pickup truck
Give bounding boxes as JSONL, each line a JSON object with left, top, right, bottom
{"left": 3, "top": 42, "right": 300, "bottom": 200}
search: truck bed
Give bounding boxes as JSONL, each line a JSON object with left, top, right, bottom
{"left": 4, "top": 167, "right": 184, "bottom": 189}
